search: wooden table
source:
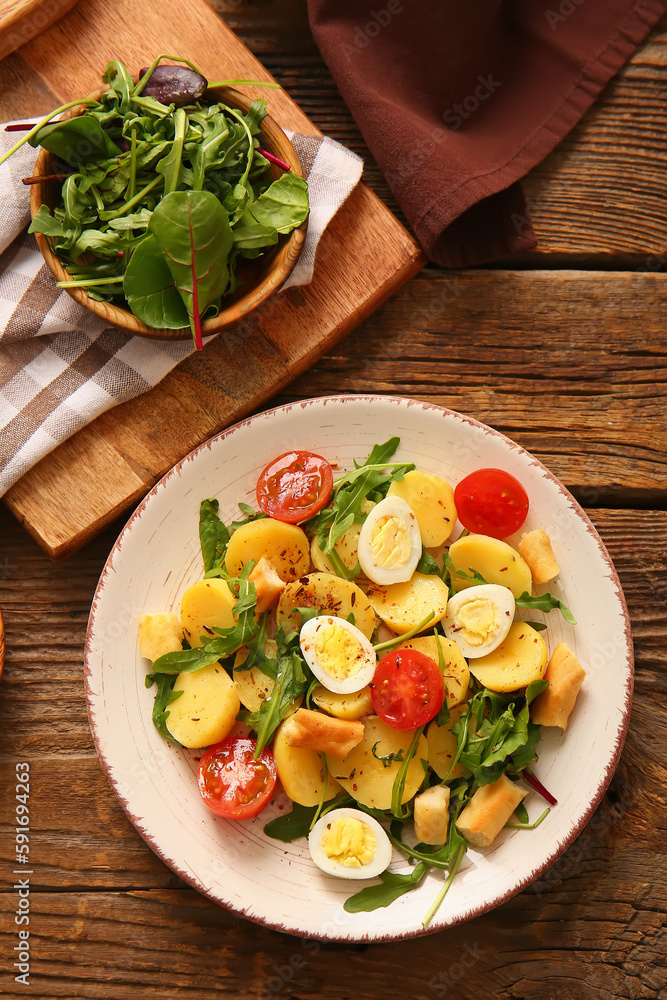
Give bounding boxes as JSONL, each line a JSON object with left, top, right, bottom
{"left": 0, "top": 3, "right": 665, "bottom": 997}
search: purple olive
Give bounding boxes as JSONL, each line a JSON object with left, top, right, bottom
{"left": 138, "top": 65, "right": 208, "bottom": 108}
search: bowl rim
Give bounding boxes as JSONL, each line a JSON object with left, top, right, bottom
{"left": 30, "top": 83, "right": 306, "bottom": 340}
{"left": 84, "top": 393, "right": 635, "bottom": 941}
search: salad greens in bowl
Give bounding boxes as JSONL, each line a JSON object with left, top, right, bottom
{"left": 7, "top": 56, "right": 308, "bottom": 348}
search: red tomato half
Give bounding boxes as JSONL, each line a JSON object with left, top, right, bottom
{"left": 197, "top": 737, "right": 277, "bottom": 820}
{"left": 371, "top": 650, "right": 444, "bottom": 730}
{"left": 256, "top": 450, "right": 333, "bottom": 523}
{"left": 454, "top": 468, "right": 529, "bottom": 539}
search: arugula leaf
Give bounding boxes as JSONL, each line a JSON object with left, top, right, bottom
{"left": 343, "top": 863, "right": 429, "bottom": 913}
{"left": 199, "top": 498, "right": 230, "bottom": 575}
{"left": 371, "top": 742, "right": 406, "bottom": 769}
{"left": 144, "top": 672, "right": 183, "bottom": 739}
{"left": 151, "top": 566, "right": 258, "bottom": 675}
{"left": 263, "top": 792, "right": 353, "bottom": 842}
{"left": 390, "top": 726, "right": 425, "bottom": 819}
{"left": 239, "top": 625, "right": 312, "bottom": 757}
{"left": 516, "top": 591, "right": 577, "bottom": 625}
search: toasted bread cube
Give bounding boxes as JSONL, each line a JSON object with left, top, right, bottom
{"left": 519, "top": 529, "right": 559, "bottom": 585}
{"left": 282, "top": 708, "right": 364, "bottom": 759}
{"left": 531, "top": 642, "right": 586, "bottom": 730}
{"left": 248, "top": 555, "right": 286, "bottom": 613}
{"left": 414, "top": 785, "right": 451, "bottom": 845}
{"left": 456, "top": 774, "right": 527, "bottom": 848}
{"left": 138, "top": 613, "right": 183, "bottom": 662}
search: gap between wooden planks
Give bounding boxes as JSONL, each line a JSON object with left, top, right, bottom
{"left": 1, "top": 0, "right": 425, "bottom": 558}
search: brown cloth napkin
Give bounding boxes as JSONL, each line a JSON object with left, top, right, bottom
{"left": 308, "top": 0, "right": 667, "bottom": 267}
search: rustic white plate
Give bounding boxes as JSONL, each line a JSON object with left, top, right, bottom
{"left": 85, "top": 395, "right": 633, "bottom": 941}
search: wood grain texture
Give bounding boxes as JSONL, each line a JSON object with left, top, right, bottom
{"left": 0, "top": 0, "right": 424, "bottom": 557}
{"left": 0, "top": 0, "right": 78, "bottom": 61}
{"left": 0, "top": 506, "right": 664, "bottom": 998}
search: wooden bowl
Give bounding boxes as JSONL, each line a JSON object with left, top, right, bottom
{"left": 29, "top": 86, "right": 306, "bottom": 340}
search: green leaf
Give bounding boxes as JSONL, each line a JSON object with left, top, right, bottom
{"left": 145, "top": 673, "right": 183, "bottom": 739}
{"left": 28, "top": 205, "right": 71, "bottom": 237}
{"left": 30, "top": 115, "right": 121, "bottom": 164}
{"left": 124, "top": 235, "right": 189, "bottom": 329}
{"left": 525, "top": 678, "right": 549, "bottom": 706}
{"left": 344, "top": 863, "right": 429, "bottom": 913}
{"left": 241, "top": 649, "right": 310, "bottom": 757}
{"left": 232, "top": 213, "right": 279, "bottom": 250}
{"left": 198, "top": 498, "right": 230, "bottom": 574}
{"left": 156, "top": 108, "right": 188, "bottom": 195}
{"left": 264, "top": 792, "right": 352, "bottom": 842}
{"left": 250, "top": 172, "right": 309, "bottom": 234}
{"left": 149, "top": 189, "right": 233, "bottom": 349}
{"left": 516, "top": 591, "right": 576, "bottom": 625}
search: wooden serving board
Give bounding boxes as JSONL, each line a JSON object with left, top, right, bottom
{"left": 0, "top": 0, "right": 78, "bottom": 61}
{"left": 2, "top": 0, "right": 425, "bottom": 559}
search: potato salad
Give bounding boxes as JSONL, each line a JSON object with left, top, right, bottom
{"left": 138, "top": 438, "right": 585, "bottom": 924}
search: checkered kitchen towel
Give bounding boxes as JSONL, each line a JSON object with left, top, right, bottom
{"left": 0, "top": 124, "right": 363, "bottom": 497}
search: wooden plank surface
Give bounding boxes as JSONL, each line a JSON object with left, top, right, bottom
{"left": 0, "top": 0, "right": 78, "bottom": 61}
{"left": 0, "top": 507, "right": 664, "bottom": 997}
{"left": 0, "top": 0, "right": 425, "bottom": 558}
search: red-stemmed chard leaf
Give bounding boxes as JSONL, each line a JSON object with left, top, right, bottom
{"left": 257, "top": 148, "right": 291, "bottom": 172}
{"left": 148, "top": 190, "right": 233, "bottom": 350}
{"left": 522, "top": 769, "right": 558, "bottom": 805}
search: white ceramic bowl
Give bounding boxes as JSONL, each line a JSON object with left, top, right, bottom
{"left": 85, "top": 395, "right": 633, "bottom": 941}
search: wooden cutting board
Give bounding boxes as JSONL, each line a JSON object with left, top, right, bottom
{"left": 1, "top": 0, "right": 425, "bottom": 559}
{"left": 0, "top": 0, "right": 78, "bottom": 61}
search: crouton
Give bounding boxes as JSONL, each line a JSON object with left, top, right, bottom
{"left": 282, "top": 708, "right": 364, "bottom": 759}
{"left": 519, "top": 529, "right": 559, "bottom": 585}
{"left": 414, "top": 785, "right": 451, "bottom": 845}
{"left": 456, "top": 774, "right": 527, "bottom": 848}
{"left": 249, "top": 555, "right": 286, "bottom": 613}
{"left": 531, "top": 642, "right": 586, "bottom": 730}
{"left": 138, "top": 613, "right": 183, "bottom": 662}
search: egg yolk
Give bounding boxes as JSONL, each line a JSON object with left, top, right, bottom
{"left": 369, "top": 515, "right": 412, "bottom": 569}
{"left": 321, "top": 817, "right": 376, "bottom": 868}
{"left": 454, "top": 598, "right": 500, "bottom": 647}
{"left": 314, "top": 624, "right": 367, "bottom": 682}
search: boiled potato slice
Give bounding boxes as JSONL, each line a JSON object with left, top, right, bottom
{"left": 399, "top": 634, "right": 469, "bottom": 707}
{"left": 468, "top": 622, "right": 548, "bottom": 692}
{"left": 165, "top": 663, "right": 240, "bottom": 748}
{"left": 180, "top": 578, "right": 237, "bottom": 649}
{"left": 367, "top": 572, "right": 449, "bottom": 635}
{"left": 273, "top": 721, "right": 341, "bottom": 806}
{"left": 138, "top": 612, "right": 183, "bottom": 662}
{"left": 326, "top": 716, "right": 427, "bottom": 810}
{"left": 225, "top": 518, "right": 310, "bottom": 582}
{"left": 310, "top": 523, "right": 362, "bottom": 574}
{"left": 233, "top": 639, "right": 277, "bottom": 713}
{"left": 448, "top": 534, "right": 532, "bottom": 599}
{"left": 277, "top": 572, "right": 376, "bottom": 639}
{"left": 311, "top": 684, "right": 374, "bottom": 720}
{"left": 427, "top": 703, "right": 471, "bottom": 782}
{"left": 387, "top": 470, "right": 457, "bottom": 546}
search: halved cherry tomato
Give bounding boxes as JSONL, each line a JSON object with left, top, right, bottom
{"left": 371, "top": 649, "right": 444, "bottom": 730}
{"left": 197, "top": 736, "right": 277, "bottom": 820}
{"left": 256, "top": 450, "right": 333, "bottom": 524}
{"left": 454, "top": 468, "right": 529, "bottom": 539}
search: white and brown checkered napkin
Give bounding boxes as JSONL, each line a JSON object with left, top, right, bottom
{"left": 0, "top": 124, "right": 363, "bottom": 497}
